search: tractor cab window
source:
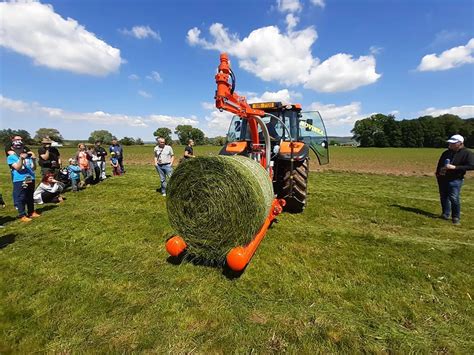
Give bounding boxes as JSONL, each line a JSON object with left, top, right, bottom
{"left": 299, "top": 111, "right": 329, "bottom": 165}
{"left": 227, "top": 116, "right": 244, "bottom": 142}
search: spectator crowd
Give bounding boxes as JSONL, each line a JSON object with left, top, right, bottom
{"left": 2, "top": 135, "right": 126, "bottom": 223}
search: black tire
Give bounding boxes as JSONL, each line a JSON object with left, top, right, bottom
{"left": 278, "top": 158, "right": 309, "bottom": 213}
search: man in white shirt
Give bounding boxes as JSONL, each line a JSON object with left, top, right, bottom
{"left": 154, "top": 137, "right": 174, "bottom": 196}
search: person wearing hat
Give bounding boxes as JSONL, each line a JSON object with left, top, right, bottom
{"left": 435, "top": 134, "right": 474, "bottom": 225}
{"left": 38, "top": 136, "right": 61, "bottom": 177}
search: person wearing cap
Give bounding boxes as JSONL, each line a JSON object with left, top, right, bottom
{"left": 38, "top": 137, "right": 61, "bottom": 177}
{"left": 435, "top": 134, "right": 474, "bottom": 225}
{"left": 154, "top": 137, "right": 174, "bottom": 196}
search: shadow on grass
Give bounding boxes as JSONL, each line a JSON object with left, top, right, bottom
{"left": 35, "top": 204, "right": 59, "bottom": 214}
{"left": 0, "top": 233, "right": 16, "bottom": 249}
{"left": 390, "top": 204, "right": 439, "bottom": 218}
{"left": 166, "top": 253, "right": 244, "bottom": 280}
{"left": 0, "top": 215, "right": 17, "bottom": 226}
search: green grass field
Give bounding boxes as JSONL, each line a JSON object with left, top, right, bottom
{"left": 1, "top": 146, "right": 473, "bottom": 352}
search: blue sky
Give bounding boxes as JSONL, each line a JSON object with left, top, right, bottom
{"left": 1, "top": 0, "right": 473, "bottom": 140}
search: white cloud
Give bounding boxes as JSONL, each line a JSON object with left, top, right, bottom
{"left": 0, "top": 95, "right": 29, "bottom": 113}
{"left": 186, "top": 23, "right": 381, "bottom": 92}
{"left": 247, "top": 89, "right": 302, "bottom": 104}
{"left": 306, "top": 54, "right": 381, "bottom": 92}
{"left": 310, "top": 0, "right": 325, "bottom": 8}
{"left": 419, "top": 105, "right": 474, "bottom": 118}
{"left": 0, "top": 1, "right": 121, "bottom": 76}
{"left": 277, "top": 0, "right": 302, "bottom": 13}
{"left": 201, "top": 102, "right": 215, "bottom": 110}
{"left": 146, "top": 71, "right": 163, "bottom": 82}
{"left": 309, "top": 102, "right": 364, "bottom": 128}
{"left": 138, "top": 90, "right": 152, "bottom": 99}
{"left": 285, "top": 13, "right": 299, "bottom": 32}
{"left": 120, "top": 25, "right": 161, "bottom": 40}
{"left": 417, "top": 38, "right": 474, "bottom": 71}
{"left": 204, "top": 110, "right": 234, "bottom": 137}
{"left": 128, "top": 74, "right": 139, "bottom": 80}
{"left": 0, "top": 95, "right": 199, "bottom": 130}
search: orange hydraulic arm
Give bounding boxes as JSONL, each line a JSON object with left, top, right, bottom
{"left": 215, "top": 53, "right": 265, "bottom": 145}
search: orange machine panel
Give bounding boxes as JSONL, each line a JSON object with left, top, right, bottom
{"left": 279, "top": 141, "right": 304, "bottom": 154}
{"left": 226, "top": 141, "right": 247, "bottom": 154}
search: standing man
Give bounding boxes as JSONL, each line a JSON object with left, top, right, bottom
{"left": 435, "top": 134, "right": 474, "bottom": 225}
{"left": 154, "top": 137, "right": 174, "bottom": 196}
{"left": 183, "top": 139, "right": 196, "bottom": 160}
{"left": 94, "top": 140, "right": 107, "bottom": 180}
{"left": 38, "top": 137, "right": 61, "bottom": 177}
{"left": 109, "top": 137, "right": 124, "bottom": 174}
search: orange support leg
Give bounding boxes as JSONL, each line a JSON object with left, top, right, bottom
{"left": 226, "top": 199, "right": 285, "bottom": 272}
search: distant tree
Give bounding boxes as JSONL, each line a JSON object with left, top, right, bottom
{"left": 352, "top": 117, "right": 377, "bottom": 147}
{"left": 400, "top": 120, "right": 424, "bottom": 147}
{"left": 120, "top": 137, "right": 135, "bottom": 146}
{"left": 213, "top": 136, "right": 226, "bottom": 146}
{"left": 175, "top": 125, "right": 205, "bottom": 145}
{"left": 88, "top": 130, "right": 114, "bottom": 145}
{"left": 135, "top": 138, "right": 144, "bottom": 145}
{"left": 153, "top": 127, "right": 172, "bottom": 144}
{"left": 0, "top": 129, "right": 34, "bottom": 146}
{"left": 34, "top": 128, "right": 64, "bottom": 143}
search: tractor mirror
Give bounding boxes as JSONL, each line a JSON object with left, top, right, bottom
{"left": 305, "top": 118, "right": 313, "bottom": 131}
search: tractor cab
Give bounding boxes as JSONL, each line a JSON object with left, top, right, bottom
{"left": 221, "top": 102, "right": 329, "bottom": 165}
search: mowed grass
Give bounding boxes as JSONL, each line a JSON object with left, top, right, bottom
{"left": 0, "top": 146, "right": 473, "bottom": 352}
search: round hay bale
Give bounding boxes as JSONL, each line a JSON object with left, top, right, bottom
{"left": 166, "top": 155, "right": 274, "bottom": 263}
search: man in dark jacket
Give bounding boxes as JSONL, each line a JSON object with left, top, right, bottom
{"left": 109, "top": 138, "right": 124, "bottom": 174}
{"left": 435, "top": 134, "right": 474, "bottom": 225}
{"left": 38, "top": 137, "right": 61, "bottom": 177}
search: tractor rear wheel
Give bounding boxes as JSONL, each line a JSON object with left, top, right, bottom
{"left": 278, "top": 158, "right": 309, "bottom": 213}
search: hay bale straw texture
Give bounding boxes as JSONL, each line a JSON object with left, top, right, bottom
{"left": 167, "top": 155, "right": 274, "bottom": 263}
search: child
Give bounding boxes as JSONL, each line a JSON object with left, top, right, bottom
{"left": 67, "top": 158, "right": 82, "bottom": 192}
{"left": 110, "top": 152, "right": 121, "bottom": 176}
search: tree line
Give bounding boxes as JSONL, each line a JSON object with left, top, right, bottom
{"left": 351, "top": 114, "right": 474, "bottom": 148}
{"left": 0, "top": 126, "right": 226, "bottom": 147}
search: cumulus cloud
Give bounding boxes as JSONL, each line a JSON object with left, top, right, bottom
{"left": 204, "top": 110, "right": 234, "bottom": 137}
{"left": 309, "top": 102, "right": 365, "bottom": 128}
{"left": 138, "top": 90, "right": 152, "bottom": 98}
{"left": 306, "top": 54, "right": 381, "bottom": 92}
{"left": 285, "top": 13, "right": 299, "bottom": 32}
{"left": 310, "top": 0, "right": 325, "bottom": 8}
{"left": 417, "top": 38, "right": 474, "bottom": 71}
{"left": 186, "top": 23, "right": 381, "bottom": 92}
{"left": 128, "top": 74, "right": 139, "bottom": 80}
{"left": 0, "top": 1, "right": 121, "bottom": 76}
{"left": 277, "top": 0, "right": 302, "bottom": 13}
{"left": 119, "top": 25, "right": 161, "bottom": 40}
{"left": 0, "top": 95, "right": 198, "bottom": 129}
{"left": 247, "top": 89, "right": 302, "bottom": 104}
{"left": 419, "top": 105, "right": 474, "bottom": 118}
{"left": 146, "top": 71, "right": 163, "bottom": 82}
